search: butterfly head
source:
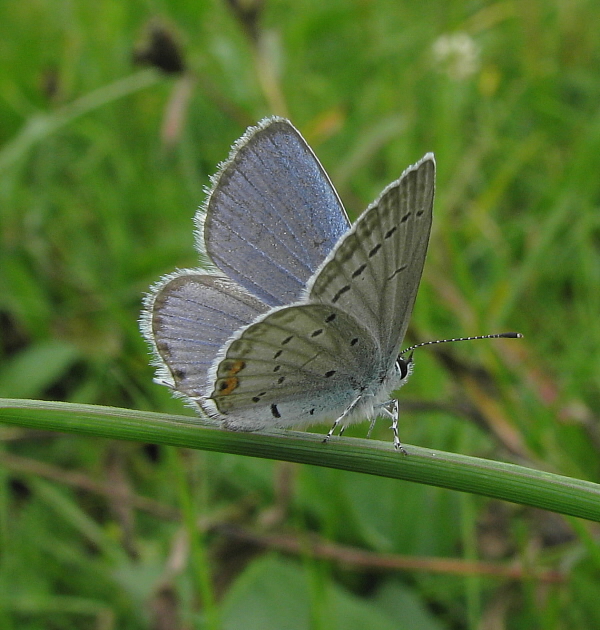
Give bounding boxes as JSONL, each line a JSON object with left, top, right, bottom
{"left": 395, "top": 352, "right": 414, "bottom": 385}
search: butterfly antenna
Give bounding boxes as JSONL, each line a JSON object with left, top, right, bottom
{"left": 399, "top": 332, "right": 523, "bottom": 356}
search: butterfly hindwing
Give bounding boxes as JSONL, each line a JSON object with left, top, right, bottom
{"left": 145, "top": 273, "right": 268, "bottom": 397}
{"left": 206, "top": 303, "right": 381, "bottom": 430}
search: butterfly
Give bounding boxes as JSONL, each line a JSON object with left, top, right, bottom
{"left": 142, "top": 117, "right": 435, "bottom": 450}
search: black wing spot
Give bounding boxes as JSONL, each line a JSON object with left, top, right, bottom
{"left": 311, "top": 328, "right": 324, "bottom": 337}
{"left": 350, "top": 338, "right": 359, "bottom": 346}
{"left": 271, "top": 404, "right": 281, "bottom": 418}
{"left": 384, "top": 226, "right": 397, "bottom": 239}
{"left": 368, "top": 243, "right": 382, "bottom": 257}
{"left": 273, "top": 365, "right": 281, "bottom": 373}
{"left": 282, "top": 335, "right": 293, "bottom": 345}
{"left": 309, "top": 408, "right": 315, "bottom": 415}
{"left": 324, "top": 370, "right": 336, "bottom": 378}
{"left": 401, "top": 212, "right": 411, "bottom": 223}
{"left": 352, "top": 263, "right": 367, "bottom": 278}
{"left": 388, "top": 264, "right": 408, "bottom": 281}
{"left": 325, "top": 313, "right": 337, "bottom": 322}
{"left": 332, "top": 285, "right": 351, "bottom": 303}
{"left": 277, "top": 376, "right": 285, "bottom": 384}
{"left": 252, "top": 396, "right": 261, "bottom": 403}
{"left": 174, "top": 368, "right": 186, "bottom": 379}
{"left": 273, "top": 349, "right": 283, "bottom": 359}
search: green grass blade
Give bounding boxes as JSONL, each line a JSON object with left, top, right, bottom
{"left": 1, "top": 398, "right": 599, "bottom": 523}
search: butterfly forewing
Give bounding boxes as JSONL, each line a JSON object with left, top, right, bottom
{"left": 308, "top": 154, "right": 435, "bottom": 361}
{"left": 147, "top": 274, "right": 268, "bottom": 396}
{"left": 200, "top": 118, "right": 351, "bottom": 307}
{"left": 207, "top": 303, "right": 380, "bottom": 430}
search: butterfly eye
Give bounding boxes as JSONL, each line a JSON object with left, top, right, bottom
{"left": 397, "top": 356, "right": 412, "bottom": 380}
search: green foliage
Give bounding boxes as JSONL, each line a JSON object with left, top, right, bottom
{"left": 1, "top": 0, "right": 600, "bottom": 627}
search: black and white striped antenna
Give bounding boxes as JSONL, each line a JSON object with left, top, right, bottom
{"left": 399, "top": 332, "right": 523, "bottom": 356}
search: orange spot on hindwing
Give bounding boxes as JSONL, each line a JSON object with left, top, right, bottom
{"left": 217, "top": 360, "right": 245, "bottom": 396}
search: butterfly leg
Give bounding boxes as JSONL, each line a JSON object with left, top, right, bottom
{"left": 366, "top": 416, "right": 378, "bottom": 438}
{"left": 377, "top": 399, "right": 406, "bottom": 454}
{"left": 365, "top": 406, "right": 392, "bottom": 440}
{"left": 323, "top": 396, "right": 362, "bottom": 444}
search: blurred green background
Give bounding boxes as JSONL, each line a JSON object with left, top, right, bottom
{"left": 1, "top": 0, "right": 600, "bottom": 628}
